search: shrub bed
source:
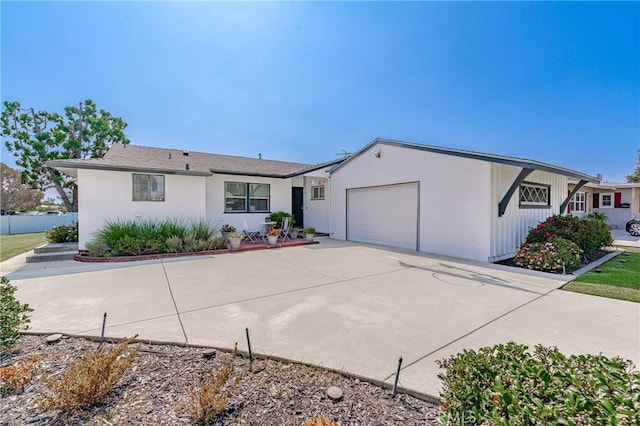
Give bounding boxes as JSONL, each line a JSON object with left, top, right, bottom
{"left": 87, "top": 219, "right": 226, "bottom": 257}
{"left": 525, "top": 215, "right": 612, "bottom": 256}
{"left": 513, "top": 237, "right": 582, "bottom": 272}
{"left": 437, "top": 342, "right": 640, "bottom": 425}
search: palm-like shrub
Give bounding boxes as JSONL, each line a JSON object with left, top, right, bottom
{"left": 87, "top": 218, "right": 221, "bottom": 257}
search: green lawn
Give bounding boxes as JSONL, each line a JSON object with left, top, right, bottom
{"left": 563, "top": 250, "right": 640, "bottom": 303}
{"left": 0, "top": 232, "right": 48, "bottom": 262}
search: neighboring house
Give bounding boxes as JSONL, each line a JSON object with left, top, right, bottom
{"left": 48, "top": 144, "right": 341, "bottom": 249}
{"left": 568, "top": 180, "right": 640, "bottom": 229}
{"left": 48, "top": 138, "right": 598, "bottom": 262}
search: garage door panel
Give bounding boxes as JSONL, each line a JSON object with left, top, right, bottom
{"left": 347, "top": 183, "right": 418, "bottom": 250}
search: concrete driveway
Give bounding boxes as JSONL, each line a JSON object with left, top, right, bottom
{"left": 5, "top": 239, "right": 639, "bottom": 398}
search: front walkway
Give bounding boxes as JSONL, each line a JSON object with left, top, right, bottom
{"left": 611, "top": 228, "right": 640, "bottom": 248}
{"left": 6, "top": 239, "right": 639, "bottom": 398}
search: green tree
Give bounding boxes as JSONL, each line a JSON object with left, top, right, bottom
{"left": 0, "top": 162, "right": 44, "bottom": 211}
{"left": 627, "top": 149, "right": 640, "bottom": 183}
{"left": 1, "top": 100, "right": 129, "bottom": 212}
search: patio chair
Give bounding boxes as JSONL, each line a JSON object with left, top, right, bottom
{"left": 279, "top": 217, "right": 291, "bottom": 242}
{"left": 243, "top": 220, "right": 261, "bottom": 244}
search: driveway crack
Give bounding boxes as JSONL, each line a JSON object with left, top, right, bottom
{"left": 382, "top": 287, "right": 557, "bottom": 381}
{"left": 161, "top": 259, "right": 189, "bottom": 344}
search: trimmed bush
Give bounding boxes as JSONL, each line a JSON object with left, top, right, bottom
{"left": 45, "top": 223, "right": 78, "bottom": 243}
{"left": 0, "top": 276, "right": 33, "bottom": 350}
{"left": 525, "top": 215, "right": 612, "bottom": 256}
{"left": 437, "top": 342, "right": 640, "bottom": 425}
{"left": 514, "top": 237, "right": 582, "bottom": 272}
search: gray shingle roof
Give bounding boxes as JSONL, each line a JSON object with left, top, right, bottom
{"left": 48, "top": 144, "right": 325, "bottom": 178}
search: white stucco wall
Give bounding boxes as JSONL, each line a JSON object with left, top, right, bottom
{"left": 302, "top": 169, "right": 332, "bottom": 233}
{"left": 205, "top": 174, "right": 293, "bottom": 232}
{"left": 77, "top": 169, "right": 206, "bottom": 249}
{"left": 490, "top": 165, "right": 567, "bottom": 261}
{"left": 329, "top": 143, "right": 493, "bottom": 262}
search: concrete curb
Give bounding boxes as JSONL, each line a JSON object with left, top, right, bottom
{"left": 570, "top": 250, "right": 623, "bottom": 278}
{"left": 21, "top": 331, "right": 442, "bottom": 404}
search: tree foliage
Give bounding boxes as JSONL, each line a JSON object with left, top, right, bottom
{"left": 0, "top": 162, "right": 44, "bottom": 211}
{"left": 1, "top": 100, "right": 129, "bottom": 211}
{"left": 627, "top": 149, "right": 640, "bottom": 183}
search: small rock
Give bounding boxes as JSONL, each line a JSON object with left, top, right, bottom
{"left": 203, "top": 349, "right": 216, "bottom": 359}
{"left": 327, "top": 386, "right": 343, "bottom": 401}
{"left": 619, "top": 259, "right": 627, "bottom": 263}
{"left": 46, "top": 333, "right": 63, "bottom": 344}
{"left": 594, "top": 268, "right": 602, "bottom": 273}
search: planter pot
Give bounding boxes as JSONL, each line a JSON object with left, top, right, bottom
{"left": 289, "top": 230, "right": 299, "bottom": 239}
{"left": 304, "top": 233, "right": 314, "bottom": 242}
{"left": 267, "top": 235, "right": 278, "bottom": 245}
{"left": 228, "top": 237, "right": 242, "bottom": 249}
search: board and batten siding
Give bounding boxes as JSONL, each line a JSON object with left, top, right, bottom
{"left": 77, "top": 169, "right": 207, "bottom": 250}
{"left": 490, "top": 164, "right": 567, "bottom": 261}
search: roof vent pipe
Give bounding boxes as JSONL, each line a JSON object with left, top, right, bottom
{"left": 258, "top": 153, "right": 262, "bottom": 159}
{"left": 169, "top": 153, "right": 172, "bottom": 159}
{"left": 185, "top": 163, "right": 189, "bottom": 171}
{"left": 183, "top": 152, "right": 189, "bottom": 157}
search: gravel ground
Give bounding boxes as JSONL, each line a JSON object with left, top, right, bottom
{"left": 1, "top": 335, "right": 443, "bottom": 425}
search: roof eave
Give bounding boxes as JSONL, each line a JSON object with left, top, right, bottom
{"left": 46, "top": 161, "right": 212, "bottom": 177}
{"left": 329, "top": 138, "right": 599, "bottom": 182}
{"left": 285, "top": 158, "right": 347, "bottom": 178}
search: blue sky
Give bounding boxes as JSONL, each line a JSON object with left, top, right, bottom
{"left": 2, "top": 1, "right": 638, "bottom": 181}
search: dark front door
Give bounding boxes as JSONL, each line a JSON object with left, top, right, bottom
{"left": 292, "top": 187, "right": 304, "bottom": 228}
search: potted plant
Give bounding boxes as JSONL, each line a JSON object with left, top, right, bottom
{"left": 267, "top": 211, "right": 295, "bottom": 229}
{"left": 227, "top": 232, "right": 243, "bottom": 249}
{"left": 221, "top": 224, "right": 236, "bottom": 239}
{"left": 267, "top": 227, "right": 280, "bottom": 246}
{"left": 289, "top": 227, "right": 300, "bottom": 239}
{"left": 303, "top": 227, "right": 315, "bottom": 241}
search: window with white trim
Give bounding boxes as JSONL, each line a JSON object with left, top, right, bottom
{"left": 570, "top": 192, "right": 585, "bottom": 213}
{"left": 132, "top": 174, "right": 165, "bottom": 201}
{"left": 311, "top": 185, "right": 325, "bottom": 200}
{"left": 519, "top": 182, "right": 550, "bottom": 207}
{"left": 225, "top": 182, "right": 270, "bottom": 212}
{"left": 601, "top": 193, "right": 613, "bottom": 208}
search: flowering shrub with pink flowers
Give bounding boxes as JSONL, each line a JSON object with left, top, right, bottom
{"left": 514, "top": 237, "right": 582, "bottom": 272}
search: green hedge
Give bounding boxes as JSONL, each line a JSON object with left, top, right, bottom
{"left": 525, "top": 215, "right": 612, "bottom": 256}
{"left": 437, "top": 342, "right": 640, "bottom": 425}
{"left": 46, "top": 223, "right": 78, "bottom": 243}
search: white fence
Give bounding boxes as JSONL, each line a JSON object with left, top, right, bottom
{"left": 0, "top": 213, "right": 78, "bottom": 235}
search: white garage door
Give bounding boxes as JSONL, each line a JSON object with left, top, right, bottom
{"left": 347, "top": 182, "right": 419, "bottom": 250}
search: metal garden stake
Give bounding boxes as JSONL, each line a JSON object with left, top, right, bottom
{"left": 98, "top": 312, "right": 107, "bottom": 348}
{"left": 246, "top": 327, "right": 253, "bottom": 369}
{"left": 392, "top": 356, "right": 403, "bottom": 397}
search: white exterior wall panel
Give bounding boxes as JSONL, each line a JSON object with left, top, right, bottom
{"left": 77, "top": 169, "right": 206, "bottom": 249}
{"left": 330, "top": 144, "right": 492, "bottom": 262}
{"left": 205, "top": 174, "right": 292, "bottom": 232}
{"left": 490, "top": 164, "right": 567, "bottom": 261}
{"left": 302, "top": 169, "right": 332, "bottom": 233}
